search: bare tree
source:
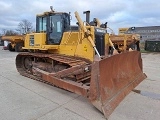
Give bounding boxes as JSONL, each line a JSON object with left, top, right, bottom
{"left": 1, "top": 29, "right": 6, "bottom": 35}
{"left": 1, "top": 29, "right": 18, "bottom": 36}
{"left": 5, "top": 30, "right": 18, "bottom": 36}
{"left": 17, "top": 19, "right": 33, "bottom": 34}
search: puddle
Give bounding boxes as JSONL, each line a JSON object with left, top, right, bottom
{"left": 132, "top": 89, "right": 160, "bottom": 100}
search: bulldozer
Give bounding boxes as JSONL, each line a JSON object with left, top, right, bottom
{"left": 15, "top": 7, "right": 146, "bottom": 119}
{"left": 1, "top": 35, "right": 25, "bottom": 52}
{"left": 109, "top": 33, "right": 141, "bottom": 52}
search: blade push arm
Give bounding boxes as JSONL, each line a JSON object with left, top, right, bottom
{"left": 74, "top": 11, "right": 101, "bottom": 58}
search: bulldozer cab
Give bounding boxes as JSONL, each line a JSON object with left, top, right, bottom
{"left": 36, "top": 12, "right": 70, "bottom": 45}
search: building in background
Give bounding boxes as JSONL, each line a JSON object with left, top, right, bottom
{"left": 119, "top": 26, "right": 160, "bottom": 42}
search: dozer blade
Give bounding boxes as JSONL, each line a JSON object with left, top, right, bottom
{"left": 89, "top": 51, "right": 146, "bottom": 119}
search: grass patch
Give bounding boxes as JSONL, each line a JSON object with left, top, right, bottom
{"left": 140, "top": 49, "right": 151, "bottom": 53}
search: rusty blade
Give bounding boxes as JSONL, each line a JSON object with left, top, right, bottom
{"left": 89, "top": 51, "right": 147, "bottom": 119}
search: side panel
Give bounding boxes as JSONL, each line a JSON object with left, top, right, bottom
{"left": 74, "top": 36, "right": 94, "bottom": 61}
{"left": 24, "top": 33, "right": 46, "bottom": 49}
{"left": 57, "top": 32, "right": 79, "bottom": 56}
{"left": 60, "top": 31, "right": 94, "bottom": 61}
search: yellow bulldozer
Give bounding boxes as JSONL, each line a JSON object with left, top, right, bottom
{"left": 109, "top": 33, "right": 141, "bottom": 52}
{"left": 15, "top": 8, "right": 146, "bottom": 119}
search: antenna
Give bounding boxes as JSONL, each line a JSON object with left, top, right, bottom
{"left": 50, "top": 6, "right": 54, "bottom": 12}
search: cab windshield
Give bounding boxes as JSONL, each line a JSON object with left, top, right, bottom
{"left": 36, "top": 14, "right": 63, "bottom": 44}
{"left": 49, "top": 15, "right": 63, "bottom": 44}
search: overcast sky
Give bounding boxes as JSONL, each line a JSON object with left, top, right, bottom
{"left": 0, "top": 0, "right": 160, "bottom": 34}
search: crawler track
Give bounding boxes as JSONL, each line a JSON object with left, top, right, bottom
{"left": 16, "top": 52, "right": 91, "bottom": 85}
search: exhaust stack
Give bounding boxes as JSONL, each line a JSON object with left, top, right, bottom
{"left": 83, "top": 10, "right": 90, "bottom": 24}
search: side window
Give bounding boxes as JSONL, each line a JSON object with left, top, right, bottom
{"left": 64, "top": 14, "right": 70, "bottom": 30}
{"left": 43, "top": 18, "right": 47, "bottom": 31}
{"left": 38, "top": 17, "right": 46, "bottom": 32}
{"left": 39, "top": 18, "right": 42, "bottom": 31}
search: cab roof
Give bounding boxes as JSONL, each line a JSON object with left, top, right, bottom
{"left": 36, "top": 11, "right": 69, "bottom": 17}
